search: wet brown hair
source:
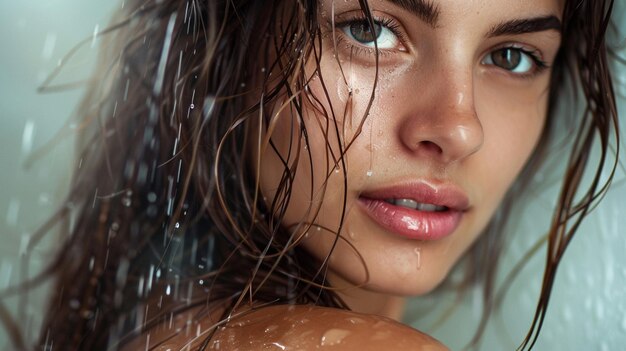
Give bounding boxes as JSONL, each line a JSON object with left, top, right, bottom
{"left": 0, "top": 0, "right": 619, "bottom": 350}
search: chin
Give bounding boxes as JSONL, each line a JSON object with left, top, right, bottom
{"left": 330, "top": 255, "right": 456, "bottom": 297}
{"left": 376, "top": 270, "right": 451, "bottom": 296}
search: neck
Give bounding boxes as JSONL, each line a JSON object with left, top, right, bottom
{"left": 327, "top": 271, "right": 406, "bottom": 321}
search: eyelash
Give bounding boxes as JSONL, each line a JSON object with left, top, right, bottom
{"left": 331, "top": 14, "right": 549, "bottom": 79}
{"left": 332, "top": 14, "right": 407, "bottom": 57}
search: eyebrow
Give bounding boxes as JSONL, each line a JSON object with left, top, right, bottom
{"left": 385, "top": 0, "right": 440, "bottom": 27}
{"left": 487, "top": 16, "right": 562, "bottom": 37}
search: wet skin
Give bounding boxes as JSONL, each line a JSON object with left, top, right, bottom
{"left": 122, "top": 305, "right": 449, "bottom": 350}
{"left": 257, "top": 0, "right": 563, "bottom": 317}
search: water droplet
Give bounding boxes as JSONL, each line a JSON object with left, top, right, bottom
{"left": 166, "top": 285, "right": 171, "bottom": 295}
{"left": 175, "top": 222, "right": 180, "bottom": 229}
{"left": 562, "top": 305, "right": 573, "bottom": 322}
{"left": 190, "top": 103, "right": 195, "bottom": 109}
{"left": 21, "top": 121, "right": 35, "bottom": 155}
{"left": 348, "top": 317, "right": 365, "bottom": 324}
{"left": 69, "top": 299, "right": 80, "bottom": 309}
{"left": 147, "top": 192, "right": 157, "bottom": 202}
{"left": 264, "top": 325, "right": 278, "bottom": 333}
{"left": 320, "top": 328, "right": 350, "bottom": 346}
{"left": 147, "top": 205, "right": 158, "bottom": 217}
{"left": 366, "top": 170, "right": 373, "bottom": 177}
{"left": 594, "top": 299, "right": 605, "bottom": 320}
{"left": 38, "top": 193, "right": 51, "bottom": 205}
{"left": 263, "top": 342, "right": 286, "bottom": 350}
{"left": 5, "top": 198, "right": 20, "bottom": 226}
{"left": 42, "top": 32, "right": 57, "bottom": 60}
{"left": 414, "top": 247, "right": 422, "bottom": 270}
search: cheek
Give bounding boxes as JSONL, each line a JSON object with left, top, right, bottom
{"left": 256, "top": 72, "right": 359, "bottom": 230}
{"left": 476, "top": 78, "right": 549, "bottom": 204}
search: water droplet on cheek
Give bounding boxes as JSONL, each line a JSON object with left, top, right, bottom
{"left": 348, "top": 231, "right": 357, "bottom": 241}
{"left": 366, "top": 170, "right": 373, "bottom": 177}
{"left": 414, "top": 247, "right": 422, "bottom": 270}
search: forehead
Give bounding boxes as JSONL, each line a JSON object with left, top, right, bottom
{"left": 328, "top": 0, "right": 565, "bottom": 21}
{"left": 322, "top": 0, "right": 564, "bottom": 41}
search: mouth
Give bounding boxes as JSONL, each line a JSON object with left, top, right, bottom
{"left": 383, "top": 198, "right": 449, "bottom": 212}
{"left": 357, "top": 181, "right": 469, "bottom": 241}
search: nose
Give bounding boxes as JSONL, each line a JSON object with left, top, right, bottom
{"left": 398, "top": 75, "right": 484, "bottom": 164}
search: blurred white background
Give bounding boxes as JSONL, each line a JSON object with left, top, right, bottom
{"left": 0, "top": 1, "right": 624, "bottom": 350}
{"left": 0, "top": 1, "right": 117, "bottom": 347}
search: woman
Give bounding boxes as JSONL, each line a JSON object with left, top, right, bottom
{"left": 2, "top": 0, "right": 618, "bottom": 349}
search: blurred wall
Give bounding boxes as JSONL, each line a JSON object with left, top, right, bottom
{"left": 0, "top": 1, "right": 624, "bottom": 350}
{"left": 0, "top": 1, "right": 117, "bottom": 347}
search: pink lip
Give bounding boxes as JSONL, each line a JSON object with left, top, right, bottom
{"left": 357, "top": 181, "right": 469, "bottom": 241}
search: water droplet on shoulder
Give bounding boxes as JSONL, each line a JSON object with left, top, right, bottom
{"left": 264, "top": 325, "right": 279, "bottom": 333}
{"left": 320, "top": 328, "right": 351, "bottom": 346}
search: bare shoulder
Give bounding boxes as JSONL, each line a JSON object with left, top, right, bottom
{"left": 121, "top": 304, "right": 448, "bottom": 350}
{"left": 209, "top": 304, "right": 449, "bottom": 351}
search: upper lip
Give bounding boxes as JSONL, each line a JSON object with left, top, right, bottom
{"left": 358, "top": 179, "right": 470, "bottom": 211}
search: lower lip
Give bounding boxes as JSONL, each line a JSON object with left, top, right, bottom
{"left": 358, "top": 198, "right": 463, "bottom": 241}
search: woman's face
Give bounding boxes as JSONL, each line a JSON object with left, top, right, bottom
{"left": 257, "top": 0, "right": 562, "bottom": 295}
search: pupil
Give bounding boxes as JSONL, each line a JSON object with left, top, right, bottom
{"left": 350, "top": 21, "right": 382, "bottom": 43}
{"left": 494, "top": 48, "right": 521, "bottom": 70}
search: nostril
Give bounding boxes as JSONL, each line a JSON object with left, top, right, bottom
{"left": 418, "top": 140, "right": 443, "bottom": 155}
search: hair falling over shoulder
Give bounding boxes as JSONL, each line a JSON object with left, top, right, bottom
{"left": 0, "top": 0, "right": 621, "bottom": 350}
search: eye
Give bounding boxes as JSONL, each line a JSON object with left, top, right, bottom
{"left": 482, "top": 47, "right": 544, "bottom": 74}
{"left": 340, "top": 19, "right": 402, "bottom": 50}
